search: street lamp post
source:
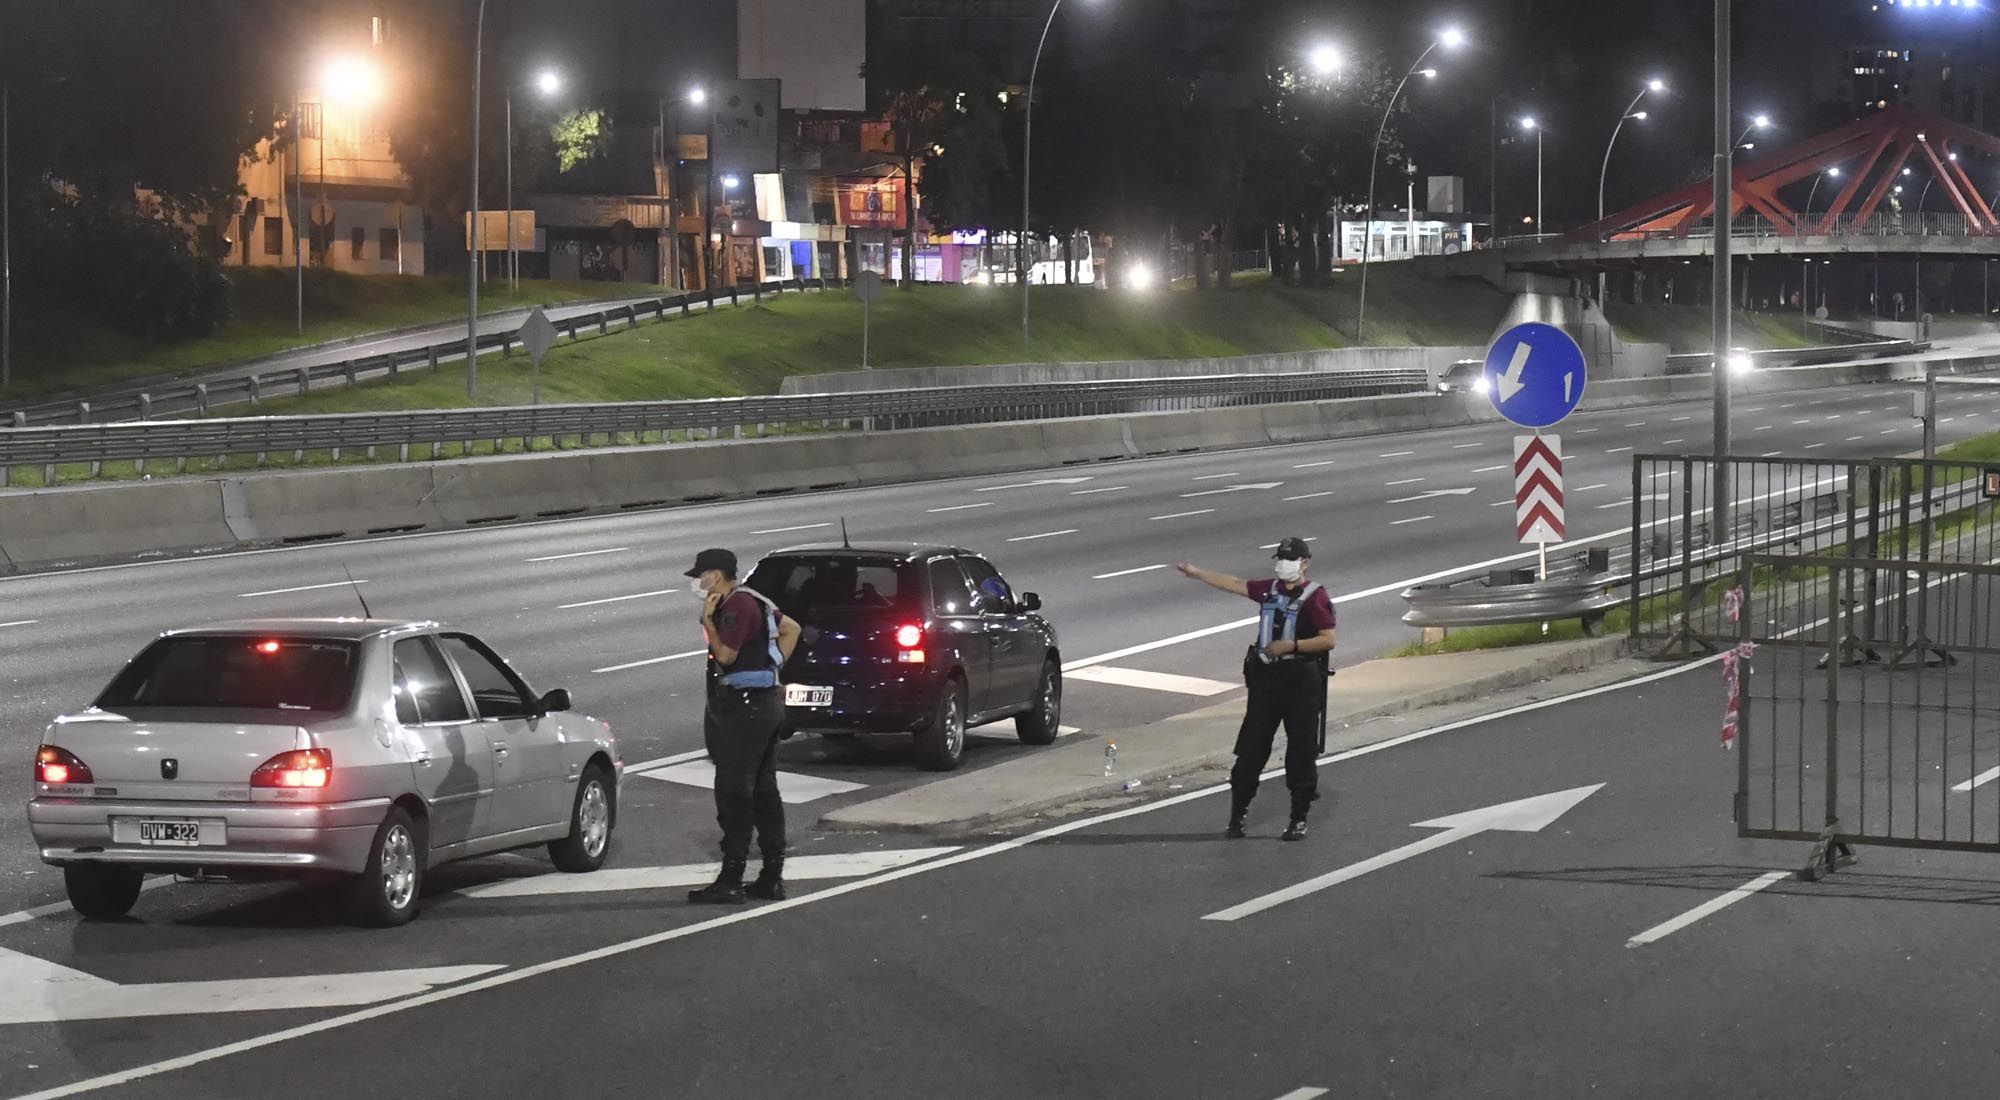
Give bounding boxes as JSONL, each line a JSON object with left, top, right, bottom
{"left": 508, "top": 69, "right": 563, "bottom": 295}
{"left": 2, "top": 84, "right": 10, "bottom": 390}
{"left": 1357, "top": 26, "right": 1464, "bottom": 344}
{"left": 1020, "top": 0, "right": 1078, "bottom": 350}
{"left": 1710, "top": 0, "right": 1731, "bottom": 540}
{"left": 1519, "top": 116, "right": 1543, "bottom": 236}
{"left": 1597, "top": 77, "right": 1663, "bottom": 305}
{"left": 293, "top": 85, "right": 304, "bottom": 334}
{"left": 467, "top": 0, "right": 487, "bottom": 399}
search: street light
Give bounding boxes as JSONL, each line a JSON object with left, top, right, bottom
{"left": 1021, "top": 0, "right": 1104, "bottom": 349}
{"left": 508, "top": 68, "right": 563, "bottom": 292}
{"left": 1519, "top": 116, "right": 1544, "bottom": 235}
{"left": 467, "top": 0, "right": 488, "bottom": 398}
{"left": 1357, "top": 24, "right": 1467, "bottom": 343}
{"left": 1597, "top": 76, "right": 1664, "bottom": 304}
{"left": 721, "top": 174, "right": 741, "bottom": 190}
{"left": 1805, "top": 166, "right": 1842, "bottom": 232}
{"left": 1309, "top": 42, "right": 1343, "bottom": 76}
{"left": 315, "top": 54, "right": 386, "bottom": 275}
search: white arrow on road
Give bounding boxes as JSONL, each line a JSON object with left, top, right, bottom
{"left": 0, "top": 945, "right": 499, "bottom": 1026}
{"left": 975, "top": 477, "right": 1096, "bottom": 492}
{"left": 1201, "top": 784, "right": 1604, "bottom": 922}
{"left": 1496, "top": 341, "right": 1533, "bottom": 402}
{"left": 1180, "top": 482, "right": 1284, "bottom": 499}
{"left": 1386, "top": 486, "right": 1479, "bottom": 505}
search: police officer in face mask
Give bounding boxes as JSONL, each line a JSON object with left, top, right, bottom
{"left": 1177, "top": 537, "right": 1337, "bottom": 841}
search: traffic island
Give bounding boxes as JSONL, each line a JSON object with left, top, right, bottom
{"left": 816, "top": 633, "right": 1636, "bottom": 836}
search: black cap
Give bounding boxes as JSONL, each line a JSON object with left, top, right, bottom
{"left": 1271, "top": 537, "right": 1313, "bottom": 561}
{"left": 684, "top": 548, "right": 737, "bottom": 578}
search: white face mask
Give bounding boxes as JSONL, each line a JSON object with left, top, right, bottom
{"left": 691, "top": 573, "right": 714, "bottom": 595}
{"left": 1274, "top": 559, "right": 1305, "bottom": 583}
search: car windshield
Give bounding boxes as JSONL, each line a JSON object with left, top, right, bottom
{"left": 746, "top": 556, "right": 922, "bottom": 621}
{"left": 95, "top": 635, "right": 361, "bottom": 712}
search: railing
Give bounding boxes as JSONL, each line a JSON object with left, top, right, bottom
{"left": 4, "top": 276, "right": 847, "bottom": 429}
{"left": 0, "top": 368, "right": 1430, "bottom": 482}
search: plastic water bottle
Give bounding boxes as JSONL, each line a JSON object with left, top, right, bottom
{"left": 1103, "top": 741, "right": 1118, "bottom": 777}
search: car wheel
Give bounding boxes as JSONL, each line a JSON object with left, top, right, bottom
{"left": 914, "top": 677, "right": 968, "bottom": 771}
{"left": 1015, "top": 659, "right": 1063, "bottom": 746}
{"left": 345, "top": 806, "right": 424, "bottom": 928}
{"left": 64, "top": 864, "right": 144, "bottom": 920}
{"left": 548, "top": 764, "right": 615, "bottom": 873}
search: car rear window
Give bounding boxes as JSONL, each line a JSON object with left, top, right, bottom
{"left": 96, "top": 635, "right": 360, "bottom": 712}
{"left": 746, "top": 556, "right": 922, "bottom": 621}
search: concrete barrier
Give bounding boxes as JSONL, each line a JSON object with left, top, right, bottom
{"left": 780, "top": 345, "right": 1484, "bottom": 395}
{"left": 1, "top": 356, "right": 1974, "bottom": 574}
{"left": 0, "top": 479, "right": 235, "bottom": 568}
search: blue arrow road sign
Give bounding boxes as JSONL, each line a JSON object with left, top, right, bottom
{"left": 1483, "top": 322, "right": 1587, "bottom": 430}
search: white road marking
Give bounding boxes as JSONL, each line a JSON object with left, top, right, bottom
{"left": 1473, "top": 464, "right": 1509, "bottom": 473}
{"left": 1270, "top": 1091, "right": 1330, "bottom": 1100}
{"left": 1390, "top": 515, "right": 1434, "bottom": 526}
{"left": 1093, "top": 564, "right": 1170, "bottom": 579}
{"left": 1191, "top": 472, "right": 1241, "bottom": 481}
{"left": 1008, "top": 529, "right": 1079, "bottom": 542}
{"left": 1057, "top": 725, "right": 1082, "bottom": 737}
{"left": 1293, "top": 460, "right": 1337, "bottom": 469}
{"left": 1756, "top": 425, "right": 1775, "bottom": 432}
{"left": 1490, "top": 500, "right": 1514, "bottom": 507}
{"left": 1826, "top": 414, "right": 1841, "bottom": 419}
{"left": 1779, "top": 402, "right": 1795, "bottom": 409}
{"left": 620, "top": 749, "right": 710, "bottom": 775}
{"left": 1573, "top": 483, "right": 1608, "bottom": 492}
{"left": 1881, "top": 429, "right": 1899, "bottom": 435}
{"left": 1626, "top": 871, "right": 1788, "bottom": 948}
{"left": 1847, "top": 435, "right": 1865, "bottom": 442}
{"left": 1606, "top": 446, "right": 1634, "bottom": 454}
{"left": 1663, "top": 439, "right": 1685, "bottom": 445}
{"left": 10, "top": 657, "right": 1734, "bottom": 1098}
{"left": 0, "top": 619, "right": 37, "bottom": 629}
{"left": 751, "top": 523, "right": 830, "bottom": 535}
{"left": 1792, "top": 419, "right": 1812, "bottom": 426}
{"left": 926, "top": 502, "right": 994, "bottom": 513}
{"left": 633, "top": 760, "right": 867, "bottom": 803}
{"left": 1596, "top": 499, "right": 1634, "bottom": 510}
{"left": 1066, "top": 665, "right": 1238, "bottom": 696}
{"left": 1385, "top": 477, "right": 1426, "bottom": 486}
{"left": 1453, "top": 442, "right": 1483, "bottom": 449}
{"left": 1574, "top": 428, "right": 1600, "bottom": 434}
{"left": 559, "top": 588, "right": 678, "bottom": 609}
{"left": 1070, "top": 486, "right": 1128, "bottom": 495}
{"left": 1671, "top": 416, "right": 1694, "bottom": 422}
{"left": 593, "top": 649, "right": 707, "bottom": 674}
{"left": 0, "top": 879, "right": 174, "bottom": 929}
{"left": 237, "top": 580, "right": 366, "bottom": 598}
{"left": 1941, "top": 416, "right": 1956, "bottom": 423}
{"left": 1283, "top": 491, "right": 1335, "bottom": 502}
{"left": 457, "top": 849, "right": 958, "bottom": 899}
{"left": 524, "top": 547, "right": 628, "bottom": 563}
{"left": 1806, "top": 443, "right": 1825, "bottom": 450}
{"left": 1151, "top": 509, "right": 1216, "bottom": 521}
{"left": 1624, "top": 422, "right": 1647, "bottom": 428}
{"left": 1952, "top": 765, "right": 2000, "bottom": 792}
{"left": 1378, "top": 450, "right": 1415, "bottom": 458}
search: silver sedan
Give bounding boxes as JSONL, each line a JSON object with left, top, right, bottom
{"left": 28, "top": 618, "right": 622, "bottom": 926}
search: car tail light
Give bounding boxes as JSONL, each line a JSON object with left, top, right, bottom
{"left": 255, "top": 639, "right": 282, "bottom": 655}
{"left": 35, "top": 745, "right": 92, "bottom": 786}
{"left": 252, "top": 749, "right": 332, "bottom": 788}
{"left": 894, "top": 623, "right": 926, "bottom": 664}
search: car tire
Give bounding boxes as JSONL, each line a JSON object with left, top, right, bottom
{"left": 548, "top": 764, "right": 615, "bottom": 873}
{"left": 64, "top": 864, "right": 144, "bottom": 920}
{"left": 914, "top": 677, "right": 968, "bottom": 771}
{"left": 1015, "top": 659, "right": 1063, "bottom": 746}
{"left": 344, "top": 806, "right": 424, "bottom": 928}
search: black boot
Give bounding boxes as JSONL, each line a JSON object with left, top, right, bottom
{"left": 744, "top": 854, "right": 786, "bottom": 901}
{"left": 688, "top": 858, "right": 748, "bottom": 905}
{"left": 1281, "top": 819, "right": 1309, "bottom": 842}
{"left": 1225, "top": 812, "right": 1247, "bottom": 839}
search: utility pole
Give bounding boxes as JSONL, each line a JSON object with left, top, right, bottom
{"left": 293, "top": 86, "right": 304, "bottom": 335}
{"left": 2, "top": 85, "right": 11, "bottom": 391}
{"left": 466, "top": 0, "right": 486, "bottom": 398}
{"left": 1711, "top": 0, "right": 1733, "bottom": 537}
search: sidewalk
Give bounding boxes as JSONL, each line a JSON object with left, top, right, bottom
{"left": 820, "top": 633, "right": 1641, "bottom": 835}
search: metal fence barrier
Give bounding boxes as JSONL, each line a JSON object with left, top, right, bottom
{"left": 1738, "top": 555, "right": 2000, "bottom": 878}
{"left": 0, "top": 368, "right": 1430, "bottom": 481}
{"left": 3, "top": 276, "right": 848, "bottom": 429}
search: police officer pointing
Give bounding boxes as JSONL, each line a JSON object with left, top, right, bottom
{"left": 684, "top": 548, "right": 802, "bottom": 904}
{"left": 1178, "top": 537, "right": 1336, "bottom": 841}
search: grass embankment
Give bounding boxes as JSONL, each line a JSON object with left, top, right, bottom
{"left": 1390, "top": 429, "right": 2000, "bottom": 658}
{"left": 3, "top": 269, "right": 619, "bottom": 400}
{"left": 1602, "top": 302, "right": 1818, "bottom": 353}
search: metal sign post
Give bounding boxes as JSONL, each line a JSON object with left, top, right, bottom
{"left": 1514, "top": 434, "right": 1566, "bottom": 578}
{"left": 856, "top": 268, "right": 884, "bottom": 371}
{"left": 520, "top": 307, "right": 557, "bottom": 406}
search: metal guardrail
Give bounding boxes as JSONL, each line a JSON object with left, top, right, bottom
{"left": 1437, "top": 337, "right": 1920, "bottom": 391}
{"left": 0, "top": 369, "right": 1430, "bottom": 479}
{"left": 4, "top": 276, "right": 848, "bottom": 429}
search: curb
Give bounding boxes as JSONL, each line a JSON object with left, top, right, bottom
{"left": 816, "top": 633, "right": 1632, "bottom": 836}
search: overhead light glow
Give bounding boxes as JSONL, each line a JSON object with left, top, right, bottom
{"left": 688, "top": 86, "right": 707, "bottom": 106}
{"left": 1439, "top": 26, "right": 1467, "bottom": 49}
{"left": 1127, "top": 262, "right": 1157, "bottom": 291}
{"left": 1309, "top": 43, "right": 1343, "bottom": 75}
{"left": 535, "top": 70, "right": 562, "bottom": 96}
{"left": 1647, "top": 78, "right": 1666, "bottom": 93}
{"left": 1520, "top": 116, "right": 1538, "bottom": 130}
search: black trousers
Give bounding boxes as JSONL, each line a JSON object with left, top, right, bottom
{"left": 1229, "top": 660, "right": 1324, "bottom": 820}
{"left": 704, "top": 687, "right": 786, "bottom": 863}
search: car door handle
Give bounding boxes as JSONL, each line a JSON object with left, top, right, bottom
{"left": 492, "top": 742, "right": 510, "bottom": 760}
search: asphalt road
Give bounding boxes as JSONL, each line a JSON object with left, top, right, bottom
{"left": 19, "top": 644, "right": 2000, "bottom": 1098}
{"left": 3, "top": 379, "right": 1998, "bottom": 912}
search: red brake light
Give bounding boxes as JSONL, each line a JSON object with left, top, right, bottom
{"left": 255, "top": 640, "right": 282, "bottom": 654}
{"left": 894, "top": 624, "right": 924, "bottom": 648}
{"left": 35, "top": 745, "right": 92, "bottom": 786}
{"left": 252, "top": 749, "right": 332, "bottom": 789}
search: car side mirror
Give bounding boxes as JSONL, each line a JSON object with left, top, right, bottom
{"left": 539, "top": 688, "right": 572, "bottom": 714}
{"left": 1018, "top": 592, "right": 1042, "bottom": 612}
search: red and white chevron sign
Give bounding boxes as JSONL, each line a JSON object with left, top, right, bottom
{"left": 1513, "top": 435, "right": 1565, "bottom": 544}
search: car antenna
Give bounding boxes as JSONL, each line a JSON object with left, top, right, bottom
{"left": 341, "top": 565, "right": 374, "bottom": 619}
{"left": 840, "top": 517, "right": 852, "bottom": 549}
